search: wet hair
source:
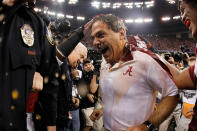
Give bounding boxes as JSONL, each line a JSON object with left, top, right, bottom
{"left": 178, "top": 0, "right": 197, "bottom": 10}
{"left": 90, "top": 14, "right": 127, "bottom": 33}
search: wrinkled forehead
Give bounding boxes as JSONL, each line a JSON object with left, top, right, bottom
{"left": 91, "top": 21, "right": 107, "bottom": 34}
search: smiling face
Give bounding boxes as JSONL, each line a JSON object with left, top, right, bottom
{"left": 83, "top": 62, "right": 94, "bottom": 72}
{"left": 90, "top": 20, "right": 126, "bottom": 65}
{"left": 180, "top": 1, "right": 197, "bottom": 40}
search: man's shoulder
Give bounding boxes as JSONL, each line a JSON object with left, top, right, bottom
{"left": 133, "top": 50, "right": 153, "bottom": 64}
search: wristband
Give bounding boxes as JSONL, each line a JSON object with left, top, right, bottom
{"left": 143, "top": 120, "right": 155, "bottom": 131}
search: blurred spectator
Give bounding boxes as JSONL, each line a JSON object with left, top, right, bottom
{"left": 143, "top": 35, "right": 195, "bottom": 52}
{"left": 80, "top": 59, "right": 103, "bottom": 131}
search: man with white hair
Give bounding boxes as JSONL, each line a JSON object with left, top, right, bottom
{"left": 57, "top": 42, "right": 87, "bottom": 131}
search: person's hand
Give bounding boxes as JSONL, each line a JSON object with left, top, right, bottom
{"left": 2, "top": 0, "right": 15, "bottom": 6}
{"left": 72, "top": 97, "right": 80, "bottom": 108}
{"left": 83, "top": 14, "right": 102, "bottom": 37}
{"left": 32, "top": 72, "right": 43, "bottom": 92}
{"left": 54, "top": 40, "right": 59, "bottom": 46}
{"left": 47, "top": 126, "right": 56, "bottom": 131}
{"left": 126, "top": 124, "right": 148, "bottom": 131}
{"left": 90, "top": 64, "right": 94, "bottom": 71}
{"left": 185, "top": 107, "right": 194, "bottom": 119}
{"left": 87, "top": 93, "right": 94, "bottom": 103}
{"left": 89, "top": 109, "right": 103, "bottom": 121}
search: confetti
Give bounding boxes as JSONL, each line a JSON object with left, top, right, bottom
{"left": 44, "top": 76, "right": 49, "bottom": 84}
{"left": 12, "top": 90, "right": 19, "bottom": 100}
{"left": 61, "top": 74, "right": 66, "bottom": 80}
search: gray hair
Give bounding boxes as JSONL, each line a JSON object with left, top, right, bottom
{"left": 90, "top": 14, "right": 127, "bottom": 33}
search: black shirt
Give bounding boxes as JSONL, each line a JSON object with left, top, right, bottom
{"left": 56, "top": 58, "right": 73, "bottom": 126}
{"left": 0, "top": 4, "right": 59, "bottom": 131}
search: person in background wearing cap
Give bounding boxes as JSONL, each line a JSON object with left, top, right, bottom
{"left": 79, "top": 59, "right": 103, "bottom": 131}
{"left": 88, "top": 14, "right": 179, "bottom": 131}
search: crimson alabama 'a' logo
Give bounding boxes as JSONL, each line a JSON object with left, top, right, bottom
{"left": 123, "top": 66, "right": 133, "bottom": 76}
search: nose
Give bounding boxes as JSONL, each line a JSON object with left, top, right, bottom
{"left": 181, "top": 12, "right": 186, "bottom": 24}
{"left": 93, "top": 37, "right": 100, "bottom": 47}
{"left": 87, "top": 64, "right": 91, "bottom": 68}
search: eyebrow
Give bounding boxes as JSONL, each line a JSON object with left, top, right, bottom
{"left": 81, "top": 53, "right": 87, "bottom": 59}
{"left": 80, "top": 55, "right": 84, "bottom": 58}
{"left": 91, "top": 30, "right": 105, "bottom": 38}
{"left": 96, "top": 31, "right": 105, "bottom": 36}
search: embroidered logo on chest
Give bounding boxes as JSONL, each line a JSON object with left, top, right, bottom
{"left": 123, "top": 66, "right": 133, "bottom": 76}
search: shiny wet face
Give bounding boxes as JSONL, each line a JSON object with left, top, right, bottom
{"left": 91, "top": 21, "right": 126, "bottom": 65}
{"left": 68, "top": 46, "right": 87, "bottom": 68}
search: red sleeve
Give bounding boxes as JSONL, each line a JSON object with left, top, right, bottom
{"left": 189, "top": 65, "right": 196, "bottom": 86}
{"left": 26, "top": 92, "right": 39, "bottom": 113}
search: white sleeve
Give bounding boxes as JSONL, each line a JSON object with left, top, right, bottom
{"left": 146, "top": 58, "right": 178, "bottom": 98}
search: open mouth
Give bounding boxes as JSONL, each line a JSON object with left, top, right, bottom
{"left": 97, "top": 43, "right": 109, "bottom": 55}
{"left": 185, "top": 19, "right": 191, "bottom": 28}
{"left": 101, "top": 46, "right": 109, "bottom": 54}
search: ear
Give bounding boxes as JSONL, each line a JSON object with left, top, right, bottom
{"left": 119, "top": 29, "right": 126, "bottom": 40}
{"left": 68, "top": 49, "right": 76, "bottom": 60}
